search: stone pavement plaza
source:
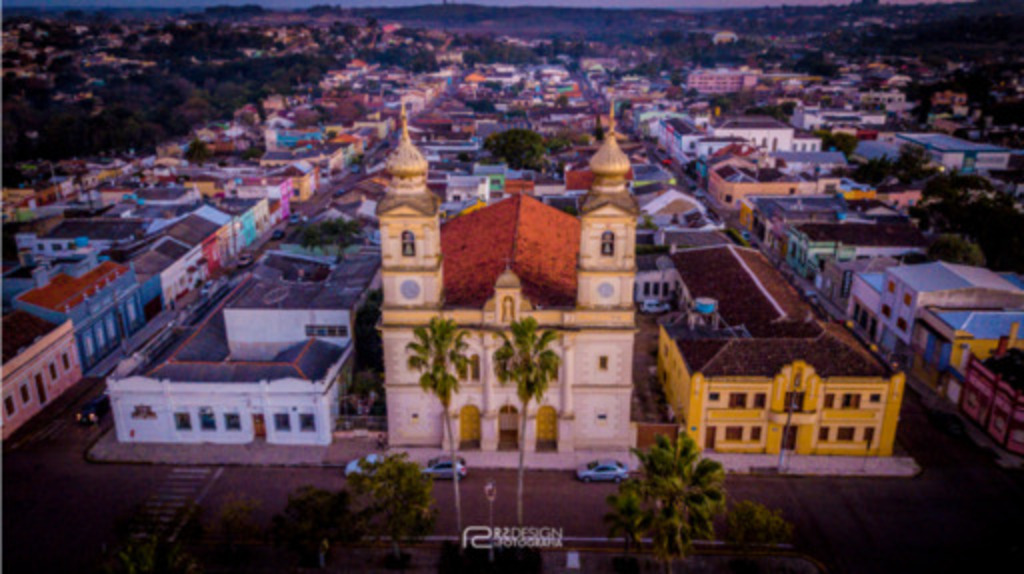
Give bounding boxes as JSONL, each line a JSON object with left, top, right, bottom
{"left": 88, "top": 429, "right": 919, "bottom": 477}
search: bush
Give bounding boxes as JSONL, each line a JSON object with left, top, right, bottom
{"left": 725, "top": 500, "right": 793, "bottom": 548}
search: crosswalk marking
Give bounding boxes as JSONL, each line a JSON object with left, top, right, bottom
{"left": 132, "top": 466, "right": 221, "bottom": 540}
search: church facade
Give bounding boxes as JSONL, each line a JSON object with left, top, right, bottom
{"left": 378, "top": 105, "right": 638, "bottom": 453}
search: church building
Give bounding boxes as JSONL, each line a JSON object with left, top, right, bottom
{"left": 379, "top": 104, "right": 638, "bottom": 453}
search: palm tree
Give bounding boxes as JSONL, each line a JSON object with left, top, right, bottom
{"left": 631, "top": 432, "right": 726, "bottom": 574}
{"left": 604, "top": 485, "right": 650, "bottom": 557}
{"left": 493, "top": 317, "right": 561, "bottom": 526}
{"left": 406, "top": 317, "right": 470, "bottom": 538}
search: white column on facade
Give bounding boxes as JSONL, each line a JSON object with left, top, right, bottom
{"left": 482, "top": 334, "right": 496, "bottom": 416}
{"left": 561, "top": 335, "right": 575, "bottom": 415}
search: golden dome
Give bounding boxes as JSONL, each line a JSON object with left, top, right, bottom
{"left": 386, "top": 102, "right": 428, "bottom": 179}
{"left": 588, "top": 100, "right": 630, "bottom": 181}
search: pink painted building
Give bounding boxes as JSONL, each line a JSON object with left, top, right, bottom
{"left": 2, "top": 312, "right": 83, "bottom": 439}
{"left": 960, "top": 343, "right": 1024, "bottom": 456}
{"left": 687, "top": 69, "right": 760, "bottom": 94}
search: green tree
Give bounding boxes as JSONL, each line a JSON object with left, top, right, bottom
{"left": 928, "top": 234, "right": 986, "bottom": 266}
{"left": 354, "top": 289, "right": 383, "bottom": 373}
{"left": 215, "top": 494, "right": 262, "bottom": 562}
{"left": 300, "top": 225, "right": 323, "bottom": 254}
{"left": 555, "top": 94, "right": 569, "bottom": 107}
{"left": 725, "top": 500, "right": 794, "bottom": 549}
{"left": 271, "top": 486, "right": 361, "bottom": 567}
{"left": 852, "top": 157, "right": 895, "bottom": 186}
{"left": 240, "top": 146, "right": 263, "bottom": 161}
{"left": 484, "top": 128, "right": 546, "bottom": 170}
{"left": 103, "top": 536, "right": 202, "bottom": 574}
{"left": 185, "top": 138, "right": 212, "bottom": 165}
{"left": 895, "top": 144, "right": 936, "bottom": 183}
{"left": 349, "top": 453, "right": 436, "bottom": 562}
{"left": 493, "top": 316, "right": 561, "bottom": 526}
{"left": 632, "top": 432, "right": 726, "bottom": 574}
{"left": 604, "top": 486, "right": 650, "bottom": 557}
{"left": 406, "top": 317, "right": 470, "bottom": 538}
{"left": 814, "top": 130, "right": 859, "bottom": 158}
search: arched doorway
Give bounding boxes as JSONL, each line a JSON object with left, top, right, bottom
{"left": 459, "top": 405, "right": 481, "bottom": 450}
{"left": 498, "top": 405, "right": 519, "bottom": 451}
{"left": 536, "top": 405, "right": 557, "bottom": 451}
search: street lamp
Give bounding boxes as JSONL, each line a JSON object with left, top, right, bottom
{"left": 484, "top": 479, "right": 496, "bottom": 563}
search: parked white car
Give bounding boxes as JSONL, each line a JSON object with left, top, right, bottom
{"left": 344, "top": 454, "right": 381, "bottom": 477}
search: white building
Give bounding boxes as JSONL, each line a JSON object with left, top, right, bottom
{"left": 444, "top": 174, "right": 490, "bottom": 203}
{"left": 108, "top": 253, "right": 380, "bottom": 446}
{"left": 848, "top": 262, "right": 1024, "bottom": 355}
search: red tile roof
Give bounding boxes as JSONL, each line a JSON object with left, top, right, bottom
{"left": 2, "top": 311, "right": 59, "bottom": 364}
{"left": 441, "top": 195, "right": 579, "bottom": 308}
{"left": 16, "top": 261, "right": 128, "bottom": 313}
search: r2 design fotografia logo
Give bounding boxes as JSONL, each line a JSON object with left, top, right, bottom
{"left": 462, "top": 526, "right": 564, "bottom": 550}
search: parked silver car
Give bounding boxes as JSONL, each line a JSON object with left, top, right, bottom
{"left": 344, "top": 454, "right": 381, "bottom": 477}
{"left": 422, "top": 457, "right": 467, "bottom": 480}
{"left": 576, "top": 460, "right": 629, "bottom": 483}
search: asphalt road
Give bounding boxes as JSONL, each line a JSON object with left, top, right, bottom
{"left": 4, "top": 377, "right": 1024, "bottom": 574}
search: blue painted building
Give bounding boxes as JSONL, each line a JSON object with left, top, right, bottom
{"left": 14, "top": 259, "right": 146, "bottom": 372}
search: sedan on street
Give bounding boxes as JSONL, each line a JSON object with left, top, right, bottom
{"left": 344, "top": 454, "right": 382, "bottom": 477}
{"left": 422, "top": 457, "right": 468, "bottom": 480}
{"left": 576, "top": 460, "right": 629, "bottom": 483}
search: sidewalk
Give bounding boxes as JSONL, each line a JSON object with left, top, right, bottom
{"left": 708, "top": 452, "right": 919, "bottom": 477}
{"left": 904, "top": 374, "right": 1024, "bottom": 469}
{"left": 87, "top": 429, "right": 378, "bottom": 467}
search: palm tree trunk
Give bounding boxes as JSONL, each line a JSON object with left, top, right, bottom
{"left": 517, "top": 399, "right": 528, "bottom": 526}
{"left": 444, "top": 410, "right": 463, "bottom": 539}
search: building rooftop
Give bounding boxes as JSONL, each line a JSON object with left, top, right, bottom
{"left": 664, "top": 244, "right": 888, "bottom": 378}
{"left": 16, "top": 261, "right": 130, "bottom": 313}
{"left": 164, "top": 214, "right": 222, "bottom": 247}
{"left": 934, "top": 311, "right": 1024, "bottom": 340}
{"left": 229, "top": 253, "right": 380, "bottom": 311}
{"left": 441, "top": 194, "right": 579, "bottom": 308}
{"left": 143, "top": 279, "right": 346, "bottom": 383}
{"left": 897, "top": 133, "right": 1009, "bottom": 154}
{"left": 794, "top": 222, "right": 927, "bottom": 248}
{"left": 2, "top": 311, "right": 60, "bottom": 364}
{"left": 888, "top": 262, "right": 1024, "bottom": 293}
{"left": 44, "top": 218, "right": 148, "bottom": 241}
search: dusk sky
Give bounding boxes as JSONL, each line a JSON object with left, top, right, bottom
{"left": 7, "top": 0, "right": 969, "bottom": 10}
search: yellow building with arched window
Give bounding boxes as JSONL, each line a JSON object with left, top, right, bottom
{"left": 379, "top": 104, "right": 638, "bottom": 454}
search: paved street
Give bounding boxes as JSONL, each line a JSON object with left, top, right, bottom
{"left": 4, "top": 377, "right": 1024, "bottom": 574}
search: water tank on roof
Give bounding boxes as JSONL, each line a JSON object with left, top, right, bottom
{"left": 98, "top": 255, "right": 110, "bottom": 262}
{"left": 75, "top": 236, "right": 90, "bottom": 248}
{"left": 836, "top": 211, "right": 847, "bottom": 221}
{"left": 137, "top": 198, "right": 146, "bottom": 206}
{"left": 694, "top": 297, "right": 717, "bottom": 315}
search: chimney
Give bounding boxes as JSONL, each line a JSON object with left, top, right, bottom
{"left": 1009, "top": 321, "right": 1020, "bottom": 350}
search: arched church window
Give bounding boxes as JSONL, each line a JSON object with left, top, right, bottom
{"left": 401, "top": 231, "right": 415, "bottom": 256}
{"left": 601, "top": 231, "right": 615, "bottom": 256}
